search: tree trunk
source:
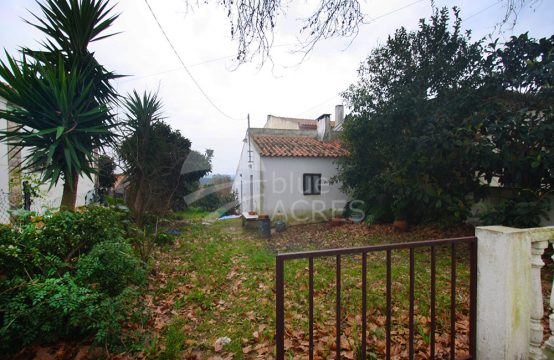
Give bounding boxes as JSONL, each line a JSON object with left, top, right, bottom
{"left": 60, "top": 175, "right": 79, "bottom": 211}
{"left": 132, "top": 178, "right": 145, "bottom": 226}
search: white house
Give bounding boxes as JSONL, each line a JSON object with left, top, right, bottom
{"left": 0, "top": 95, "right": 95, "bottom": 222}
{"left": 233, "top": 105, "right": 349, "bottom": 224}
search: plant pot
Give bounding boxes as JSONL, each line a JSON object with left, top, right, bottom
{"left": 329, "top": 218, "right": 348, "bottom": 227}
{"left": 393, "top": 219, "right": 408, "bottom": 233}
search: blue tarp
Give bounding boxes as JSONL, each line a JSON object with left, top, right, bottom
{"left": 217, "top": 215, "right": 241, "bottom": 220}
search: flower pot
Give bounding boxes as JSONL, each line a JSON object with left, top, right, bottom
{"left": 393, "top": 219, "right": 408, "bottom": 233}
{"left": 329, "top": 218, "right": 348, "bottom": 227}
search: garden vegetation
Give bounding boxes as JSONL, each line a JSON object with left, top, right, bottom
{"left": 340, "top": 7, "right": 554, "bottom": 227}
{"left": 0, "top": 206, "right": 144, "bottom": 352}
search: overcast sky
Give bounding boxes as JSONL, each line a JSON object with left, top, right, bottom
{"left": 1, "top": 0, "right": 553, "bottom": 175}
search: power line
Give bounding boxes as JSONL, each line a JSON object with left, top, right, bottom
{"left": 298, "top": 95, "right": 340, "bottom": 116}
{"left": 142, "top": 0, "right": 244, "bottom": 121}
{"left": 365, "top": 0, "right": 427, "bottom": 24}
{"left": 118, "top": 42, "right": 297, "bottom": 85}
{"left": 118, "top": 55, "right": 234, "bottom": 84}
{"left": 463, "top": 1, "right": 503, "bottom": 21}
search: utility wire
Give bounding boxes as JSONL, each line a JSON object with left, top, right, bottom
{"left": 463, "top": 0, "right": 503, "bottom": 21}
{"left": 298, "top": 95, "right": 340, "bottom": 117}
{"left": 143, "top": 0, "right": 244, "bottom": 121}
{"left": 118, "top": 55, "right": 233, "bottom": 84}
{"left": 364, "top": 0, "right": 427, "bottom": 24}
{"left": 118, "top": 42, "right": 296, "bottom": 85}
{"left": 142, "top": 0, "right": 498, "bottom": 122}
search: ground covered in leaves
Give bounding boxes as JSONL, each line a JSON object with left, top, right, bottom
{"left": 129, "top": 216, "right": 478, "bottom": 359}
{"left": 15, "top": 215, "right": 554, "bottom": 359}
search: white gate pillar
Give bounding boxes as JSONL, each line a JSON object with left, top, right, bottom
{"left": 476, "top": 226, "right": 532, "bottom": 359}
{"left": 476, "top": 226, "right": 554, "bottom": 360}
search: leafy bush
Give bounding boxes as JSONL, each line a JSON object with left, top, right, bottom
{"left": 194, "top": 189, "right": 238, "bottom": 214}
{"left": 339, "top": 8, "right": 486, "bottom": 225}
{"left": 479, "top": 193, "right": 551, "bottom": 228}
{"left": 0, "top": 206, "right": 129, "bottom": 278}
{"left": 0, "top": 206, "right": 144, "bottom": 353}
{"left": 76, "top": 241, "right": 144, "bottom": 296}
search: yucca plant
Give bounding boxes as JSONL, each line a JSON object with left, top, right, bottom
{"left": 0, "top": 0, "right": 120, "bottom": 210}
{"left": 118, "top": 90, "right": 164, "bottom": 225}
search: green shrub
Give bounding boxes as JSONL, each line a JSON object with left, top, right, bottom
{"left": 0, "top": 206, "right": 129, "bottom": 279}
{"left": 154, "top": 233, "right": 175, "bottom": 246}
{"left": 479, "top": 195, "right": 550, "bottom": 228}
{"left": 193, "top": 189, "right": 238, "bottom": 214}
{"left": 0, "top": 275, "right": 141, "bottom": 350}
{"left": 0, "top": 274, "right": 96, "bottom": 347}
{"left": 76, "top": 241, "right": 145, "bottom": 296}
{"left": 0, "top": 206, "right": 144, "bottom": 353}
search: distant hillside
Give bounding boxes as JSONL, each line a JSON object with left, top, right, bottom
{"left": 199, "top": 174, "right": 234, "bottom": 186}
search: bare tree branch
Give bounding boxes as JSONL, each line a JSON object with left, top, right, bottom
{"left": 181, "top": 0, "right": 539, "bottom": 66}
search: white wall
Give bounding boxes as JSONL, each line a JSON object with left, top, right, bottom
{"left": 264, "top": 116, "right": 300, "bottom": 130}
{"left": 0, "top": 96, "right": 96, "bottom": 219}
{"left": 0, "top": 99, "right": 10, "bottom": 222}
{"left": 232, "top": 133, "right": 262, "bottom": 213}
{"left": 260, "top": 156, "right": 348, "bottom": 223}
{"left": 232, "top": 129, "right": 349, "bottom": 222}
{"left": 18, "top": 142, "right": 96, "bottom": 213}
{"left": 30, "top": 175, "right": 96, "bottom": 214}
{"left": 0, "top": 98, "right": 9, "bottom": 194}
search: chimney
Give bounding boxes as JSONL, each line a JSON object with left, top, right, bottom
{"left": 335, "top": 105, "right": 344, "bottom": 128}
{"left": 316, "top": 113, "right": 331, "bottom": 141}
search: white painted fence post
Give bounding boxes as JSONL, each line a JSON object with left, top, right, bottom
{"left": 476, "top": 226, "right": 532, "bottom": 359}
{"left": 475, "top": 226, "right": 554, "bottom": 359}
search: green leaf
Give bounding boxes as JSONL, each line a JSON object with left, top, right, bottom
{"left": 56, "top": 126, "right": 64, "bottom": 140}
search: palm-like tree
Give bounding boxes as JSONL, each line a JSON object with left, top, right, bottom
{"left": 118, "top": 90, "right": 164, "bottom": 225}
{"left": 0, "top": 0, "right": 120, "bottom": 210}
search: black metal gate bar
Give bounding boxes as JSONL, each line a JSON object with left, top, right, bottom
{"left": 451, "top": 243, "right": 457, "bottom": 360}
{"left": 275, "top": 236, "right": 478, "bottom": 360}
{"left": 335, "top": 255, "right": 341, "bottom": 360}
{"left": 469, "top": 240, "right": 478, "bottom": 357}
{"left": 361, "top": 252, "right": 367, "bottom": 360}
{"left": 431, "top": 245, "right": 437, "bottom": 359}
{"left": 409, "top": 248, "right": 415, "bottom": 360}
{"left": 386, "top": 249, "right": 391, "bottom": 360}
{"left": 275, "top": 257, "right": 284, "bottom": 359}
{"left": 309, "top": 256, "right": 314, "bottom": 360}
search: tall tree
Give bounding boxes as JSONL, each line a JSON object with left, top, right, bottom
{"left": 0, "top": 0, "right": 120, "bottom": 210}
{"left": 476, "top": 33, "right": 554, "bottom": 227}
{"left": 340, "top": 8, "right": 487, "bottom": 224}
{"left": 119, "top": 91, "right": 211, "bottom": 224}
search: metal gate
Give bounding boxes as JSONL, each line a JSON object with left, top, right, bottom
{"left": 275, "top": 236, "right": 477, "bottom": 360}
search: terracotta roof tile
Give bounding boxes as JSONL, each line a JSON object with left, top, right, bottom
{"left": 252, "top": 135, "right": 347, "bottom": 157}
